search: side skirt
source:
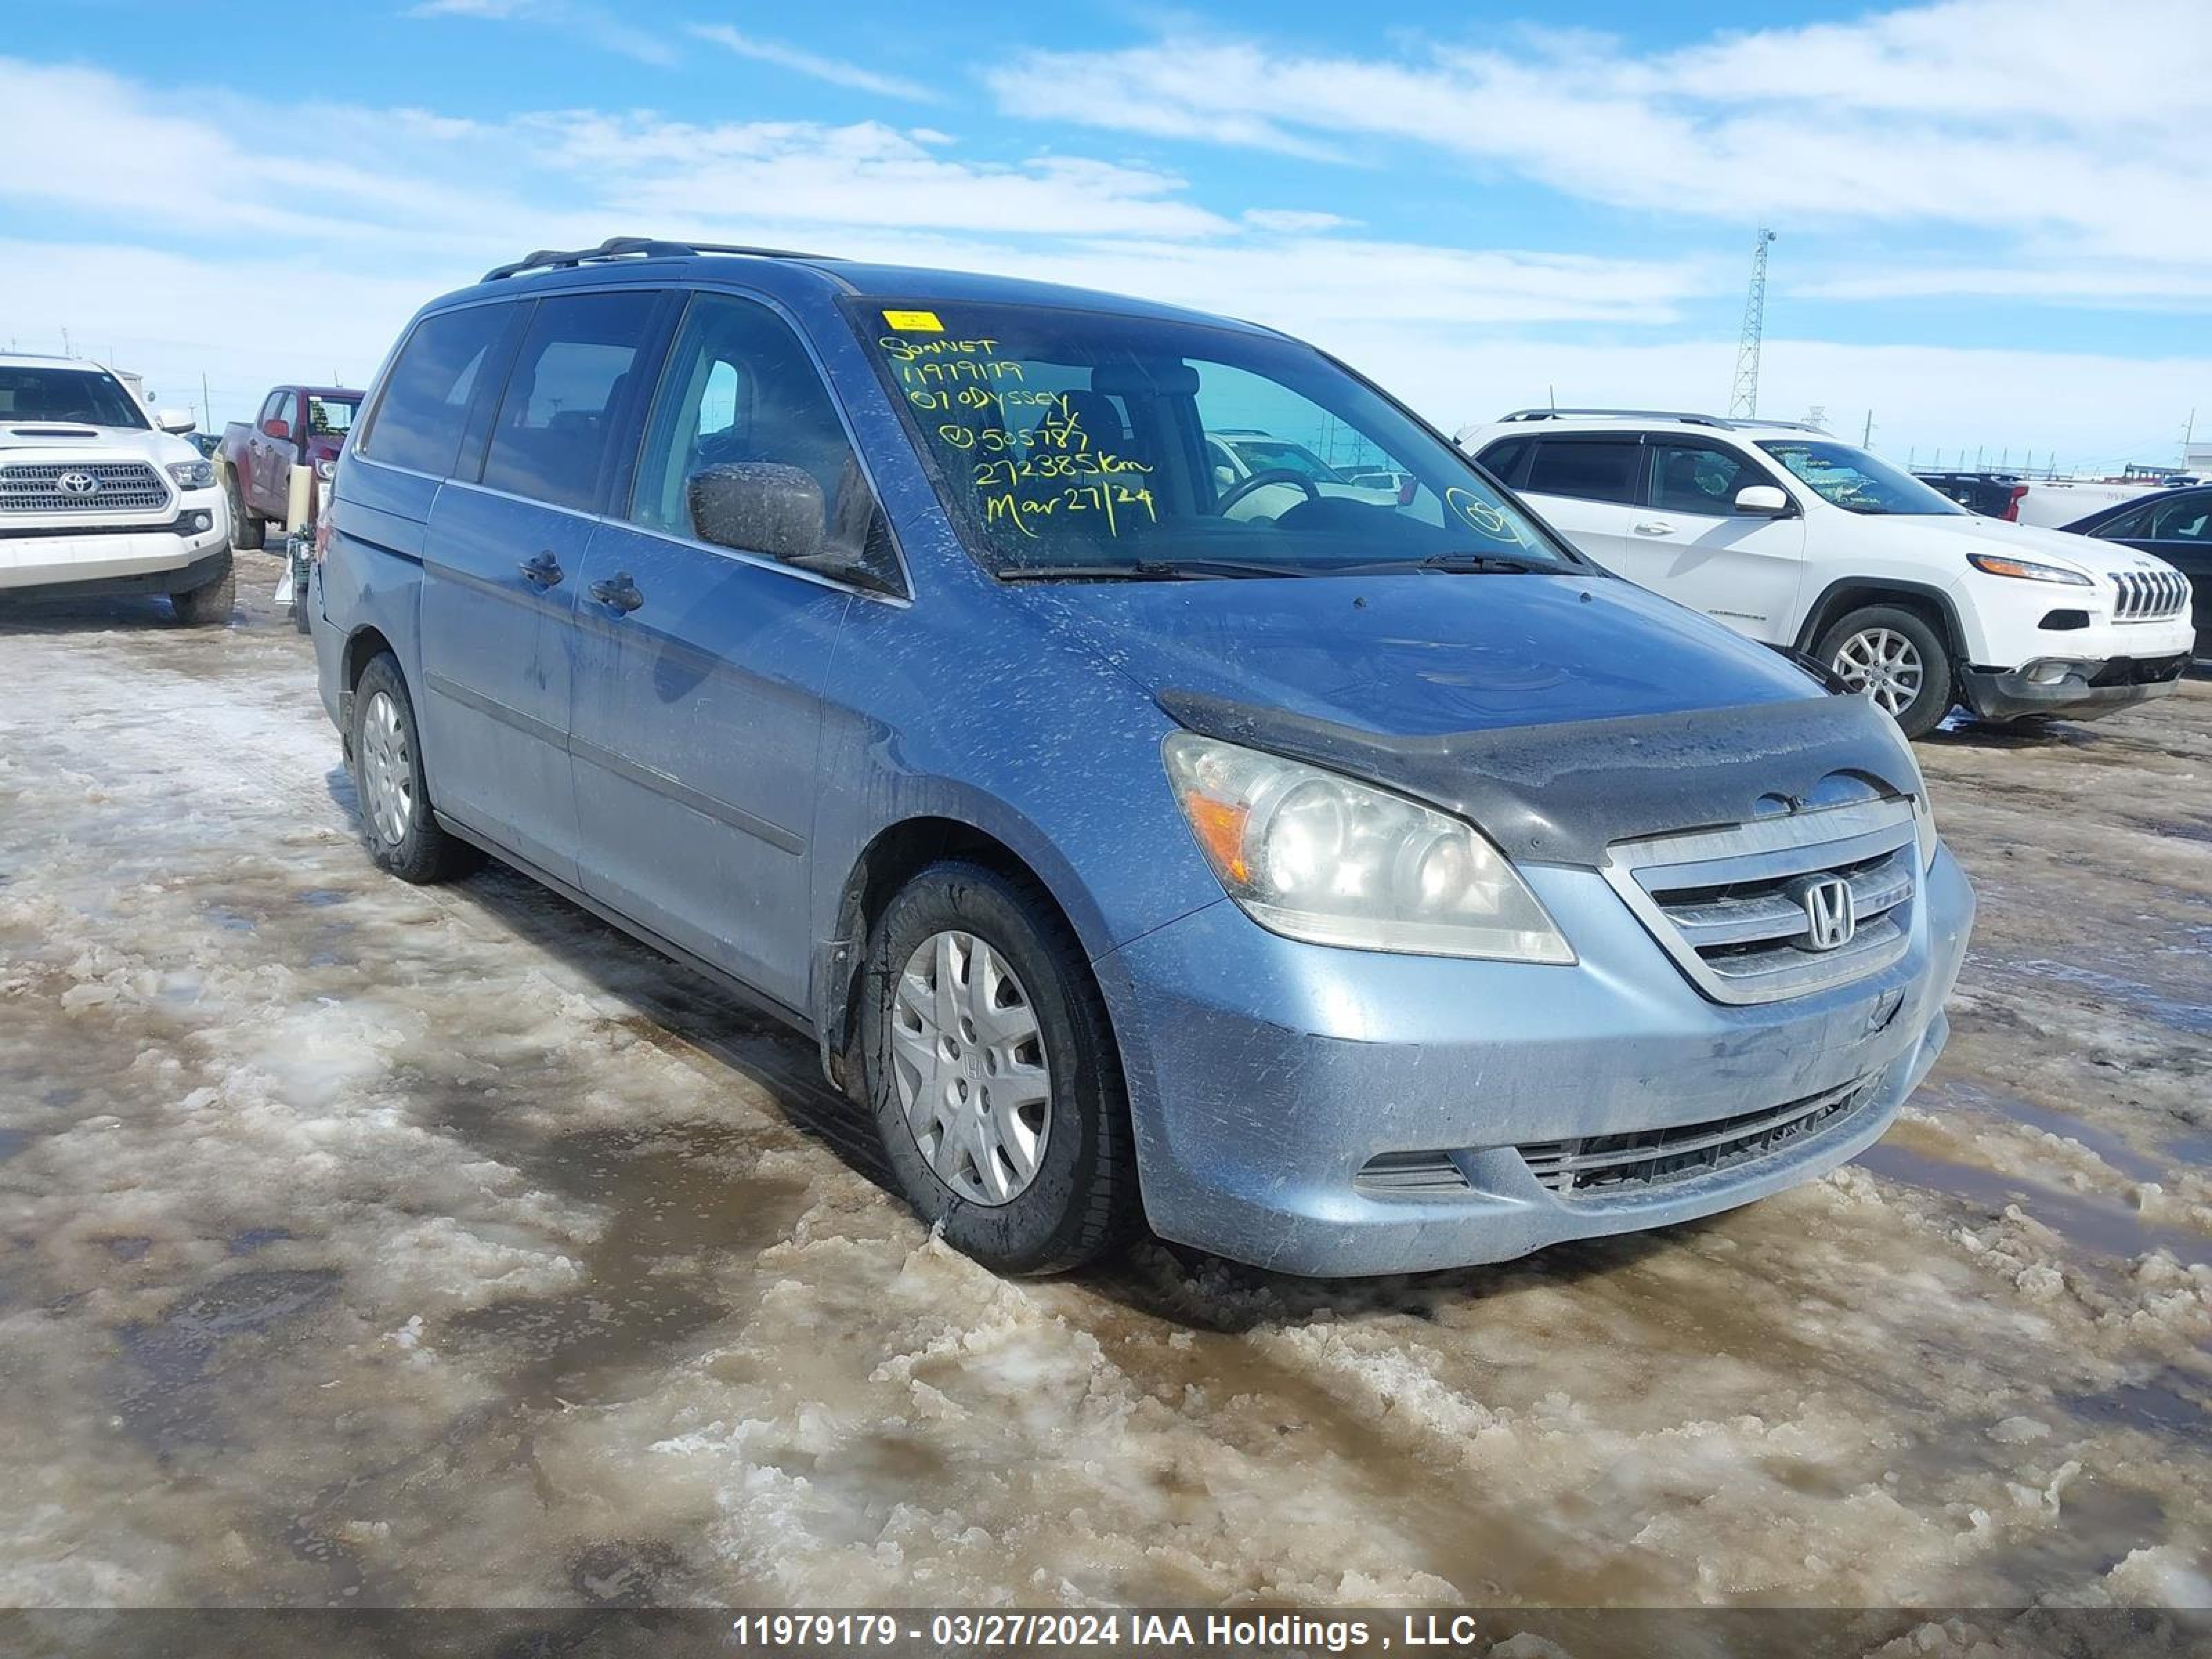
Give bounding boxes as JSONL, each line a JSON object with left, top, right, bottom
{"left": 432, "top": 811, "right": 818, "bottom": 1043}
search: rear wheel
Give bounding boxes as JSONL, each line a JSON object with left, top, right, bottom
{"left": 1817, "top": 605, "right": 1954, "bottom": 739}
{"left": 349, "top": 653, "right": 480, "bottom": 883}
{"left": 224, "top": 470, "right": 265, "bottom": 550}
{"left": 290, "top": 543, "right": 315, "bottom": 635}
{"left": 860, "top": 861, "right": 1138, "bottom": 1275}
{"left": 168, "top": 552, "right": 235, "bottom": 627}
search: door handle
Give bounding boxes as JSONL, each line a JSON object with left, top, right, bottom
{"left": 519, "top": 550, "right": 563, "bottom": 586}
{"left": 589, "top": 572, "right": 644, "bottom": 613}
{"left": 1633, "top": 519, "right": 1676, "bottom": 535}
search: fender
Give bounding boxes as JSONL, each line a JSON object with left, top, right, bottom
{"left": 1794, "top": 577, "right": 1969, "bottom": 661}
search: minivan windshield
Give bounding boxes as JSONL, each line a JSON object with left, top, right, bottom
{"left": 0, "top": 366, "right": 149, "bottom": 430}
{"left": 1758, "top": 439, "right": 1966, "bottom": 517}
{"left": 850, "top": 301, "right": 1582, "bottom": 579}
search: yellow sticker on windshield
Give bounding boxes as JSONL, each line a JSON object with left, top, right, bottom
{"left": 882, "top": 309, "right": 944, "bottom": 332}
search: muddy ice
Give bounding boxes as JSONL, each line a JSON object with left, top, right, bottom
{"left": 1, "top": 561, "right": 2208, "bottom": 1617}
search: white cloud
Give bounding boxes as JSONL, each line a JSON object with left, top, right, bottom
{"left": 983, "top": 1, "right": 2212, "bottom": 282}
{"left": 0, "top": 40, "right": 2200, "bottom": 465}
{"left": 1241, "top": 209, "right": 1355, "bottom": 235}
{"left": 1339, "top": 327, "right": 2211, "bottom": 474}
{"left": 533, "top": 114, "right": 1236, "bottom": 240}
{"left": 688, "top": 25, "right": 939, "bottom": 102}
{"left": 406, "top": 0, "right": 675, "bottom": 66}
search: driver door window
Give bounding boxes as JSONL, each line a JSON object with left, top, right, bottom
{"left": 1649, "top": 442, "right": 1761, "bottom": 516}
{"left": 629, "top": 292, "right": 893, "bottom": 588}
{"left": 2150, "top": 497, "right": 2212, "bottom": 543}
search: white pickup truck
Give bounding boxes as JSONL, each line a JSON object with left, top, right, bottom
{"left": 0, "top": 354, "right": 234, "bottom": 624}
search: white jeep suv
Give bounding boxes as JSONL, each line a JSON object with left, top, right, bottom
{"left": 0, "top": 355, "right": 234, "bottom": 624}
{"left": 1461, "top": 410, "right": 2195, "bottom": 737}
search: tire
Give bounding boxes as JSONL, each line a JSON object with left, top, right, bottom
{"left": 1816, "top": 605, "right": 1955, "bottom": 739}
{"left": 860, "top": 861, "right": 1138, "bottom": 1275}
{"left": 224, "top": 470, "right": 265, "bottom": 550}
{"left": 349, "top": 653, "right": 481, "bottom": 884}
{"left": 168, "top": 552, "right": 235, "bottom": 627}
{"left": 292, "top": 552, "right": 314, "bottom": 635}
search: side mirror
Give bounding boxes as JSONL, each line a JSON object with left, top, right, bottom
{"left": 263, "top": 417, "right": 292, "bottom": 442}
{"left": 1212, "top": 463, "right": 1236, "bottom": 489}
{"left": 157, "top": 409, "right": 195, "bottom": 434}
{"left": 1734, "top": 484, "right": 1790, "bottom": 516}
{"left": 688, "top": 462, "right": 825, "bottom": 565}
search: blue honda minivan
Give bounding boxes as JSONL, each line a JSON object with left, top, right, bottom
{"left": 313, "top": 237, "right": 1974, "bottom": 1277}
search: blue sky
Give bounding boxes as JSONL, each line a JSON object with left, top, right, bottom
{"left": 4, "top": 0, "right": 2206, "bottom": 467}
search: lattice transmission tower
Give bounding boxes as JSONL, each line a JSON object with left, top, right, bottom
{"left": 1729, "top": 228, "right": 1778, "bottom": 419}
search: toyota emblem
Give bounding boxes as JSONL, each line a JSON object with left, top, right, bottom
{"left": 56, "top": 470, "right": 100, "bottom": 497}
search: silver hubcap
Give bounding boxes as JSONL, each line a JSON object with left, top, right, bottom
{"left": 359, "top": 691, "right": 413, "bottom": 846}
{"left": 1833, "top": 628, "right": 1925, "bottom": 716}
{"left": 890, "top": 930, "right": 1051, "bottom": 1206}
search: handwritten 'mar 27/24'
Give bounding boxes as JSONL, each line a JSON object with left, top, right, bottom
{"left": 880, "top": 333, "right": 1159, "bottom": 541}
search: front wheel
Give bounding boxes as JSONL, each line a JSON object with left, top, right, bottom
{"left": 349, "top": 653, "right": 481, "bottom": 884}
{"left": 1817, "top": 606, "right": 1954, "bottom": 739}
{"left": 168, "top": 553, "right": 235, "bottom": 627}
{"left": 860, "top": 861, "right": 1138, "bottom": 1275}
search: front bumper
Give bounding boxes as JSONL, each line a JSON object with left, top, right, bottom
{"left": 1094, "top": 846, "right": 1974, "bottom": 1277}
{"left": 0, "top": 495, "right": 229, "bottom": 597}
{"left": 1958, "top": 652, "right": 2190, "bottom": 722}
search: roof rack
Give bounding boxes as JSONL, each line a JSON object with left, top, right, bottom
{"left": 1498, "top": 407, "right": 1734, "bottom": 429}
{"left": 1497, "top": 409, "right": 1837, "bottom": 435}
{"left": 480, "top": 236, "right": 836, "bottom": 283}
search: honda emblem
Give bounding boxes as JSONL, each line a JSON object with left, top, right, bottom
{"left": 1799, "top": 875, "right": 1855, "bottom": 951}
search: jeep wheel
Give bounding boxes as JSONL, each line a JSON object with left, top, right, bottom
{"left": 1817, "top": 606, "right": 1954, "bottom": 739}
{"left": 350, "top": 653, "right": 481, "bottom": 884}
{"left": 860, "top": 861, "right": 1138, "bottom": 1275}
{"left": 168, "top": 553, "right": 235, "bottom": 627}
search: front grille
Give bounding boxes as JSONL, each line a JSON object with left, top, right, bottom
{"left": 1519, "top": 1076, "right": 1872, "bottom": 1198}
{"left": 0, "top": 460, "right": 169, "bottom": 514}
{"left": 2087, "top": 653, "right": 2189, "bottom": 688}
{"left": 1602, "top": 796, "right": 1919, "bottom": 1004}
{"left": 2112, "top": 569, "right": 2189, "bottom": 622}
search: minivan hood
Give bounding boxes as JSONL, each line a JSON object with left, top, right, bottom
{"left": 1015, "top": 570, "right": 1824, "bottom": 738}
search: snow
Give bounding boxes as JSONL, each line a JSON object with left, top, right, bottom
{"left": 1, "top": 558, "right": 2209, "bottom": 1610}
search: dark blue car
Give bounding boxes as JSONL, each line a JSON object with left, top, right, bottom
{"left": 312, "top": 238, "right": 1973, "bottom": 1277}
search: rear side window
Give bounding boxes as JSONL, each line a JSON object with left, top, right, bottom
{"left": 1476, "top": 435, "right": 1530, "bottom": 485}
{"left": 2094, "top": 501, "right": 2157, "bottom": 539}
{"left": 358, "top": 305, "right": 509, "bottom": 476}
{"left": 480, "top": 291, "right": 659, "bottom": 514}
{"left": 1524, "top": 438, "right": 1642, "bottom": 504}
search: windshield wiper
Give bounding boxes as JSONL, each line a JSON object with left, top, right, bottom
{"left": 997, "top": 557, "right": 1311, "bottom": 583}
{"left": 1330, "top": 552, "right": 1559, "bottom": 575}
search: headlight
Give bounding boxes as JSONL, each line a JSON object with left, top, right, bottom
{"left": 1967, "top": 551, "right": 2090, "bottom": 586}
{"left": 1161, "top": 733, "right": 1574, "bottom": 962}
{"left": 314, "top": 457, "right": 337, "bottom": 483}
{"left": 167, "top": 460, "right": 216, "bottom": 490}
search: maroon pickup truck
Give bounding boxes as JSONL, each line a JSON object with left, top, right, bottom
{"left": 218, "top": 384, "right": 362, "bottom": 549}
